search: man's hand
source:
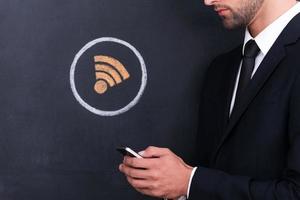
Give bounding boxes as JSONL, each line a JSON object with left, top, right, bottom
{"left": 119, "top": 146, "right": 193, "bottom": 199}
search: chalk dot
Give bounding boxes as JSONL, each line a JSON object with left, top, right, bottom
{"left": 94, "top": 80, "right": 108, "bottom": 94}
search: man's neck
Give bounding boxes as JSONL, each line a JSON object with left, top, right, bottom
{"left": 248, "top": 0, "right": 297, "bottom": 37}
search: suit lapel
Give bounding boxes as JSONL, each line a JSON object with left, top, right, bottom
{"left": 209, "top": 47, "right": 242, "bottom": 167}
{"left": 221, "top": 47, "right": 242, "bottom": 133}
{"left": 212, "top": 13, "right": 300, "bottom": 163}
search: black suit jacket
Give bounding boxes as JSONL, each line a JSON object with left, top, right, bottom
{"left": 190, "top": 13, "right": 300, "bottom": 200}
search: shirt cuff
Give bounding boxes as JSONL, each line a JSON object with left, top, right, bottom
{"left": 186, "top": 167, "right": 198, "bottom": 199}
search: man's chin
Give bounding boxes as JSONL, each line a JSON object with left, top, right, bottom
{"left": 222, "top": 19, "right": 242, "bottom": 29}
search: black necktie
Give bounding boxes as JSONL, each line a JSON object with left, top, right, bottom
{"left": 234, "top": 40, "right": 260, "bottom": 107}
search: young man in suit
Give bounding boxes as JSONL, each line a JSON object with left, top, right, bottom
{"left": 119, "top": 0, "right": 300, "bottom": 199}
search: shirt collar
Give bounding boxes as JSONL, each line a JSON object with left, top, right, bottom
{"left": 243, "top": 2, "right": 300, "bottom": 56}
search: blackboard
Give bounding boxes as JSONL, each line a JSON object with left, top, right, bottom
{"left": 0, "top": 0, "right": 242, "bottom": 199}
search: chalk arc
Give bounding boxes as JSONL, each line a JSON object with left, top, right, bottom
{"left": 95, "top": 64, "right": 122, "bottom": 84}
{"left": 94, "top": 55, "right": 130, "bottom": 80}
{"left": 95, "top": 72, "right": 116, "bottom": 87}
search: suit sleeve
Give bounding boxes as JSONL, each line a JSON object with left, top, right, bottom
{"left": 189, "top": 73, "right": 300, "bottom": 199}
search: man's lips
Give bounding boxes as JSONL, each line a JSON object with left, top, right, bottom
{"left": 215, "top": 8, "right": 229, "bottom": 15}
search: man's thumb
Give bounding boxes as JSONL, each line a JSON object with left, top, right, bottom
{"left": 139, "top": 146, "right": 166, "bottom": 158}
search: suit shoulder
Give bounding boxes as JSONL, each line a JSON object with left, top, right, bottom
{"left": 207, "top": 45, "right": 242, "bottom": 74}
{"left": 213, "top": 45, "right": 242, "bottom": 63}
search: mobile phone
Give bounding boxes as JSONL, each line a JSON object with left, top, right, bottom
{"left": 116, "top": 147, "right": 143, "bottom": 158}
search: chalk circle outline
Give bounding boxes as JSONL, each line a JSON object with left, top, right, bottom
{"left": 70, "top": 37, "right": 147, "bottom": 116}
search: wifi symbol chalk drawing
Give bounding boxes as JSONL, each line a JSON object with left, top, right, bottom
{"left": 70, "top": 37, "right": 147, "bottom": 116}
{"left": 93, "top": 55, "right": 130, "bottom": 94}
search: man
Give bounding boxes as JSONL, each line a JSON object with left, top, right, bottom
{"left": 119, "top": 0, "right": 300, "bottom": 199}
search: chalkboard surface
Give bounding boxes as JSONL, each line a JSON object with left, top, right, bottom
{"left": 0, "top": 0, "right": 242, "bottom": 199}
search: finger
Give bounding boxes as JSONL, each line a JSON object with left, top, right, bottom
{"left": 120, "top": 164, "right": 151, "bottom": 179}
{"left": 126, "top": 176, "right": 151, "bottom": 189}
{"left": 141, "top": 146, "right": 172, "bottom": 158}
{"left": 123, "top": 156, "right": 155, "bottom": 169}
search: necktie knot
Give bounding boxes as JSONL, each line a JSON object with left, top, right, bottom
{"left": 243, "top": 40, "right": 260, "bottom": 58}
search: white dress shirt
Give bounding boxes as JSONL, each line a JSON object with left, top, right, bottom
{"left": 184, "top": 2, "right": 300, "bottom": 200}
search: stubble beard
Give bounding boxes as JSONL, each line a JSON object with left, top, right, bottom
{"left": 221, "top": 0, "right": 264, "bottom": 29}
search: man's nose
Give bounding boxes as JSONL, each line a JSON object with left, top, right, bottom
{"left": 204, "top": 0, "right": 215, "bottom": 6}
